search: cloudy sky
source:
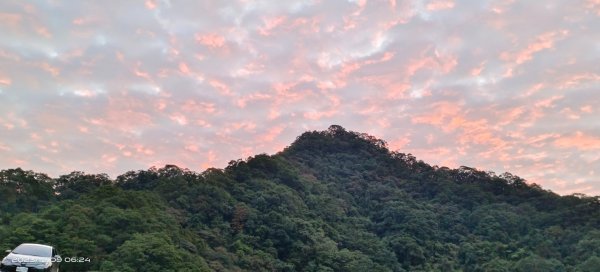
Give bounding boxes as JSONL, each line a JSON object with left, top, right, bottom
{"left": 0, "top": 0, "right": 599, "bottom": 195}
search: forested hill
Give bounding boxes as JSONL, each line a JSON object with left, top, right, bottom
{"left": 1, "top": 125, "right": 599, "bottom": 272}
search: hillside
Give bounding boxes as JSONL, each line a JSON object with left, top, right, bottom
{"left": 1, "top": 125, "right": 599, "bottom": 271}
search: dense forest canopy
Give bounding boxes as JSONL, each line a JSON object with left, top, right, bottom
{"left": 1, "top": 125, "right": 599, "bottom": 271}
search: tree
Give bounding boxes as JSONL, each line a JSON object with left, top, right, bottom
{"left": 100, "top": 233, "right": 209, "bottom": 272}
{"left": 513, "top": 255, "right": 565, "bottom": 272}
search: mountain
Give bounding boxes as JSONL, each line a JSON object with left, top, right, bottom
{"left": 1, "top": 125, "right": 599, "bottom": 271}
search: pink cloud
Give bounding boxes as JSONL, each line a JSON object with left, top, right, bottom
{"left": 36, "top": 62, "right": 60, "bottom": 76}
{"left": 385, "top": 82, "right": 411, "bottom": 100}
{"left": 178, "top": 62, "right": 190, "bottom": 74}
{"left": 236, "top": 93, "right": 271, "bottom": 108}
{"left": 560, "top": 107, "right": 581, "bottom": 120}
{"left": 290, "top": 16, "right": 321, "bottom": 34}
{"left": 83, "top": 96, "right": 155, "bottom": 134}
{"left": 133, "top": 144, "right": 155, "bottom": 156}
{"left": 101, "top": 154, "right": 118, "bottom": 164}
{"left": 454, "top": 118, "right": 505, "bottom": 149}
{"left": 0, "top": 75, "right": 11, "bottom": 86}
{"left": 272, "top": 82, "right": 311, "bottom": 102}
{"left": 0, "top": 143, "right": 10, "bottom": 151}
{"left": 389, "top": 136, "right": 411, "bottom": 150}
{"left": 555, "top": 132, "right": 600, "bottom": 150}
{"left": 356, "top": 0, "right": 367, "bottom": 8}
{"left": 496, "top": 106, "right": 526, "bottom": 127}
{"left": 133, "top": 63, "right": 152, "bottom": 80}
{"left": 586, "top": 0, "right": 600, "bottom": 15}
{"left": 195, "top": 119, "right": 211, "bottom": 128}
{"left": 196, "top": 33, "right": 226, "bottom": 48}
{"left": 233, "top": 62, "right": 265, "bottom": 77}
{"left": 343, "top": 16, "right": 358, "bottom": 30}
{"left": 556, "top": 73, "right": 600, "bottom": 90}
{"left": 200, "top": 150, "right": 218, "bottom": 169}
{"left": 411, "top": 101, "right": 511, "bottom": 163}
{"left": 524, "top": 133, "right": 559, "bottom": 148}
{"left": 228, "top": 122, "right": 257, "bottom": 133}
{"left": 303, "top": 93, "right": 341, "bottom": 120}
{"left": 116, "top": 51, "right": 125, "bottom": 62}
{"left": 145, "top": 0, "right": 157, "bottom": 10}
{"left": 259, "top": 16, "right": 286, "bottom": 36}
{"left": 72, "top": 17, "right": 98, "bottom": 26}
{"left": 520, "top": 83, "right": 545, "bottom": 98}
{"left": 303, "top": 110, "right": 336, "bottom": 120}
{"left": 36, "top": 140, "right": 62, "bottom": 154}
{"left": 412, "top": 101, "right": 461, "bottom": 126}
{"left": 185, "top": 144, "right": 199, "bottom": 153}
{"left": 426, "top": 0, "right": 455, "bottom": 11}
{"left": 35, "top": 25, "right": 51, "bottom": 38}
{"left": 360, "top": 49, "right": 457, "bottom": 101}
{"left": 72, "top": 18, "right": 86, "bottom": 25}
{"left": 209, "top": 79, "right": 233, "bottom": 96}
{"left": 73, "top": 89, "right": 98, "bottom": 98}
{"left": 389, "top": 0, "right": 396, "bottom": 9}
{"left": 169, "top": 113, "right": 188, "bottom": 126}
{"left": 217, "top": 121, "right": 257, "bottom": 137}
{"left": 490, "top": 0, "right": 515, "bottom": 14}
{"left": 405, "top": 56, "right": 434, "bottom": 77}
{"left": 0, "top": 12, "right": 21, "bottom": 26}
{"left": 534, "top": 95, "right": 563, "bottom": 108}
{"left": 517, "top": 96, "right": 563, "bottom": 128}
{"left": 0, "top": 50, "right": 20, "bottom": 62}
{"left": 436, "top": 51, "right": 458, "bottom": 73}
{"left": 470, "top": 62, "right": 485, "bottom": 76}
{"left": 155, "top": 100, "right": 167, "bottom": 111}
{"left": 258, "top": 125, "right": 285, "bottom": 142}
{"left": 501, "top": 30, "right": 569, "bottom": 65}
{"left": 181, "top": 100, "right": 216, "bottom": 114}
{"left": 581, "top": 105, "right": 593, "bottom": 113}
{"left": 0, "top": 114, "right": 26, "bottom": 130}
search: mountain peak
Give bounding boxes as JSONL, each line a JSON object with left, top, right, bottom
{"left": 284, "top": 125, "right": 390, "bottom": 156}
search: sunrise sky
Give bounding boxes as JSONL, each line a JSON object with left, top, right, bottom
{"left": 0, "top": 0, "right": 599, "bottom": 195}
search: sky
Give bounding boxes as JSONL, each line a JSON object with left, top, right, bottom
{"left": 0, "top": 0, "right": 599, "bottom": 195}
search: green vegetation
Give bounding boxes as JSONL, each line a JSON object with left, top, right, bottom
{"left": 1, "top": 125, "right": 599, "bottom": 271}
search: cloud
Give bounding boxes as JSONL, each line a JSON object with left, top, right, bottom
{"left": 195, "top": 33, "right": 226, "bottom": 48}
{"left": 0, "top": 75, "right": 10, "bottom": 86}
{"left": 0, "top": 0, "right": 598, "bottom": 195}
{"left": 500, "top": 30, "right": 569, "bottom": 65}
{"left": 426, "top": 0, "right": 455, "bottom": 11}
{"left": 555, "top": 132, "right": 600, "bottom": 150}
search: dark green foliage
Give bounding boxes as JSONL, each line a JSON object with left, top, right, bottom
{"left": 577, "top": 256, "right": 600, "bottom": 272}
{"left": 0, "top": 168, "right": 54, "bottom": 213}
{"left": 99, "top": 233, "right": 210, "bottom": 272}
{"left": 1, "top": 126, "right": 599, "bottom": 271}
{"left": 513, "top": 254, "right": 565, "bottom": 272}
